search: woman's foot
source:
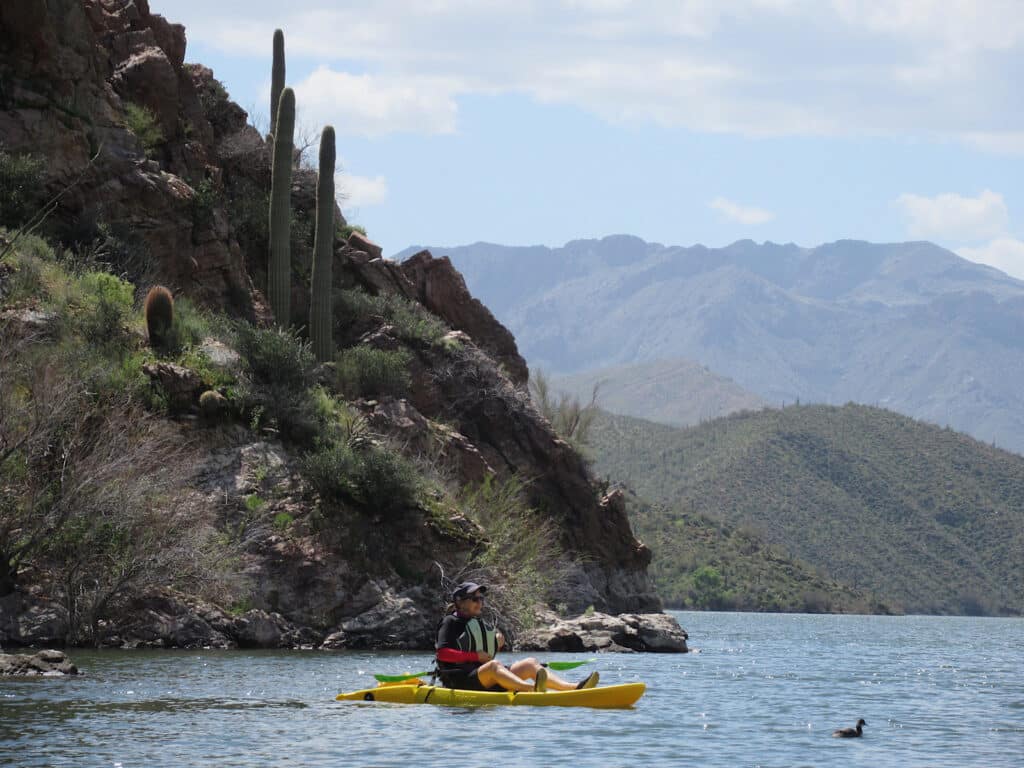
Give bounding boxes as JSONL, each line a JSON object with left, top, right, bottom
{"left": 534, "top": 667, "right": 548, "bottom": 692}
{"left": 576, "top": 671, "right": 600, "bottom": 690}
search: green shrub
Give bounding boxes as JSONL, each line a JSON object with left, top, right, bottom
{"left": 234, "top": 323, "right": 318, "bottom": 443}
{"left": 301, "top": 441, "right": 361, "bottom": 503}
{"left": 338, "top": 223, "right": 367, "bottom": 240}
{"left": 74, "top": 271, "right": 134, "bottom": 344}
{"left": 456, "top": 477, "right": 573, "bottom": 636}
{"left": 273, "top": 511, "right": 294, "bottom": 531}
{"left": 189, "top": 179, "right": 220, "bottom": 231}
{"left": 301, "top": 441, "right": 420, "bottom": 515}
{"left": 354, "top": 445, "right": 420, "bottom": 512}
{"left": 335, "top": 289, "right": 448, "bottom": 347}
{"left": 123, "top": 103, "right": 164, "bottom": 157}
{"left": 335, "top": 346, "right": 412, "bottom": 398}
{"left": 0, "top": 148, "right": 45, "bottom": 228}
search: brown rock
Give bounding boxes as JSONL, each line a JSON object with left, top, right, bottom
{"left": 143, "top": 362, "right": 202, "bottom": 411}
{"left": 0, "top": 650, "right": 79, "bottom": 676}
{"left": 400, "top": 250, "right": 529, "bottom": 385}
{"left": 347, "top": 231, "right": 384, "bottom": 259}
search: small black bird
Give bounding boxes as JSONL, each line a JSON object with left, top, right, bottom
{"left": 832, "top": 718, "right": 866, "bottom": 738}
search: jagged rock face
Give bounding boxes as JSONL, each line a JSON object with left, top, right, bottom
{"left": 0, "top": 0, "right": 250, "bottom": 309}
{"left": 346, "top": 265, "right": 662, "bottom": 614}
{"left": 401, "top": 251, "right": 529, "bottom": 385}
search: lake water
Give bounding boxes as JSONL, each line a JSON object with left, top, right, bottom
{"left": 2, "top": 611, "right": 1022, "bottom": 767}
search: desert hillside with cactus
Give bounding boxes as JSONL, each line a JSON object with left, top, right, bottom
{"left": 0, "top": 0, "right": 670, "bottom": 650}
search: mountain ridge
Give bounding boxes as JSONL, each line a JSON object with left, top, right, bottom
{"left": 398, "top": 236, "right": 1024, "bottom": 453}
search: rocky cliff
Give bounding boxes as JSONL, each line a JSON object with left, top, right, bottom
{"left": 0, "top": 0, "right": 664, "bottom": 650}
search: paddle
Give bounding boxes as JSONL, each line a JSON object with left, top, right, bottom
{"left": 373, "top": 659, "right": 597, "bottom": 683}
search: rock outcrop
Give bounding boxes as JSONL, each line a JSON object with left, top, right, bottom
{"left": 518, "top": 611, "right": 689, "bottom": 653}
{"left": 0, "top": 649, "right": 78, "bottom": 676}
{"left": 0, "top": 0, "right": 252, "bottom": 309}
{"left": 0, "top": 0, "right": 665, "bottom": 650}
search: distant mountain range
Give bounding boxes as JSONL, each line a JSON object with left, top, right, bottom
{"left": 397, "top": 237, "right": 1024, "bottom": 453}
{"left": 551, "top": 359, "right": 766, "bottom": 427}
{"left": 587, "top": 404, "right": 1024, "bottom": 616}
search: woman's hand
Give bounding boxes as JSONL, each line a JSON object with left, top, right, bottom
{"left": 477, "top": 651, "right": 492, "bottom": 662}
{"left": 496, "top": 631, "right": 505, "bottom": 651}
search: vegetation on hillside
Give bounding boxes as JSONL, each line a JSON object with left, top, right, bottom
{"left": 589, "top": 406, "right": 1024, "bottom": 616}
{"left": 0, "top": 222, "right": 574, "bottom": 641}
{"left": 625, "top": 492, "right": 891, "bottom": 613}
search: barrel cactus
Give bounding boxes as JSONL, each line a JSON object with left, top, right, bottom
{"left": 268, "top": 87, "right": 295, "bottom": 325}
{"left": 144, "top": 285, "right": 174, "bottom": 348}
{"left": 310, "top": 126, "right": 336, "bottom": 362}
{"left": 269, "top": 29, "right": 285, "bottom": 138}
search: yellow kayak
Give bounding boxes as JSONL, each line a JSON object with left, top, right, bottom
{"left": 335, "top": 681, "right": 646, "bottom": 709}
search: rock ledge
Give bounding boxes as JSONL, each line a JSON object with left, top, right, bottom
{"left": 0, "top": 649, "right": 79, "bottom": 676}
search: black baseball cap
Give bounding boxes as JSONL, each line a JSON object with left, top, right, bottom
{"left": 452, "top": 582, "right": 487, "bottom": 601}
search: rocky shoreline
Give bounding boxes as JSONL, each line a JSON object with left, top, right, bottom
{"left": 2, "top": 588, "right": 688, "bottom": 654}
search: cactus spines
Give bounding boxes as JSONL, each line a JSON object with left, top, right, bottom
{"left": 310, "top": 126, "right": 336, "bottom": 362}
{"left": 144, "top": 285, "right": 174, "bottom": 348}
{"left": 270, "top": 29, "right": 285, "bottom": 138}
{"left": 268, "top": 86, "right": 295, "bottom": 325}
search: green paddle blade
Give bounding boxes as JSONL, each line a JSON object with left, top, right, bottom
{"left": 373, "top": 670, "right": 432, "bottom": 683}
{"left": 545, "top": 659, "right": 597, "bottom": 671}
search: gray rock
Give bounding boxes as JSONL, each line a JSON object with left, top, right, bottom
{"left": 324, "top": 587, "right": 434, "bottom": 649}
{"left": 518, "top": 611, "right": 688, "bottom": 653}
{"left": 0, "top": 650, "right": 78, "bottom": 676}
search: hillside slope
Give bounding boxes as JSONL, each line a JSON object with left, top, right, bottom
{"left": 398, "top": 237, "right": 1024, "bottom": 453}
{"left": 587, "top": 406, "right": 1024, "bottom": 616}
{"left": 552, "top": 358, "right": 766, "bottom": 427}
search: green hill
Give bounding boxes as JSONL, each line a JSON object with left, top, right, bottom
{"left": 624, "top": 491, "right": 892, "bottom": 613}
{"left": 589, "top": 405, "right": 1024, "bottom": 616}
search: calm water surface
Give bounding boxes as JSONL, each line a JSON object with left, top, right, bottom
{"left": 2, "top": 612, "right": 1022, "bottom": 767}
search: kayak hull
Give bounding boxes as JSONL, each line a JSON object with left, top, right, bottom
{"left": 335, "top": 682, "right": 646, "bottom": 709}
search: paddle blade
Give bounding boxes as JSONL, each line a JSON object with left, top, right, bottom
{"left": 546, "top": 659, "right": 597, "bottom": 671}
{"left": 373, "top": 670, "right": 432, "bottom": 683}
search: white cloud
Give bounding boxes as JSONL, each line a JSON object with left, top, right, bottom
{"left": 173, "top": 0, "right": 1024, "bottom": 144}
{"left": 958, "top": 238, "right": 1024, "bottom": 280}
{"left": 709, "top": 197, "right": 775, "bottom": 225}
{"left": 894, "top": 190, "right": 1009, "bottom": 241}
{"left": 337, "top": 173, "right": 389, "bottom": 209}
{"left": 293, "top": 67, "right": 459, "bottom": 137}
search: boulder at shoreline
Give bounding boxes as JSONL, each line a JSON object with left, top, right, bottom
{"left": 0, "top": 649, "right": 78, "bottom": 677}
{"left": 518, "top": 611, "right": 689, "bottom": 653}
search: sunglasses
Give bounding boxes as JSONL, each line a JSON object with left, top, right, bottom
{"left": 466, "top": 595, "right": 484, "bottom": 602}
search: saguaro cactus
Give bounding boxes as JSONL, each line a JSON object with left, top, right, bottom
{"left": 310, "top": 126, "right": 336, "bottom": 362}
{"left": 268, "top": 87, "right": 295, "bottom": 325}
{"left": 270, "top": 29, "right": 285, "bottom": 138}
{"left": 144, "top": 285, "right": 174, "bottom": 348}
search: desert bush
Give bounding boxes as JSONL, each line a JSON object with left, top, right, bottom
{"left": 189, "top": 178, "right": 220, "bottom": 231}
{"left": 335, "top": 345, "right": 412, "bottom": 399}
{"left": 449, "top": 476, "right": 574, "bottom": 639}
{"left": 74, "top": 271, "right": 135, "bottom": 345}
{"left": 302, "top": 439, "right": 421, "bottom": 515}
{"left": 335, "top": 288, "right": 448, "bottom": 347}
{"left": 123, "top": 103, "right": 164, "bottom": 157}
{"left": 530, "top": 369, "right": 599, "bottom": 449}
{"left": 0, "top": 148, "right": 46, "bottom": 229}
{"left": 234, "top": 323, "right": 318, "bottom": 443}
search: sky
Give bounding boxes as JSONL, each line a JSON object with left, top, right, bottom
{"left": 161, "top": 0, "right": 1024, "bottom": 277}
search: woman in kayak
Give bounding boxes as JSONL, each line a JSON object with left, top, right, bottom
{"left": 435, "top": 582, "right": 599, "bottom": 692}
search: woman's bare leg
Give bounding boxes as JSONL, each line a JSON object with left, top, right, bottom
{"left": 507, "top": 657, "right": 577, "bottom": 691}
{"left": 474, "top": 660, "right": 534, "bottom": 692}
